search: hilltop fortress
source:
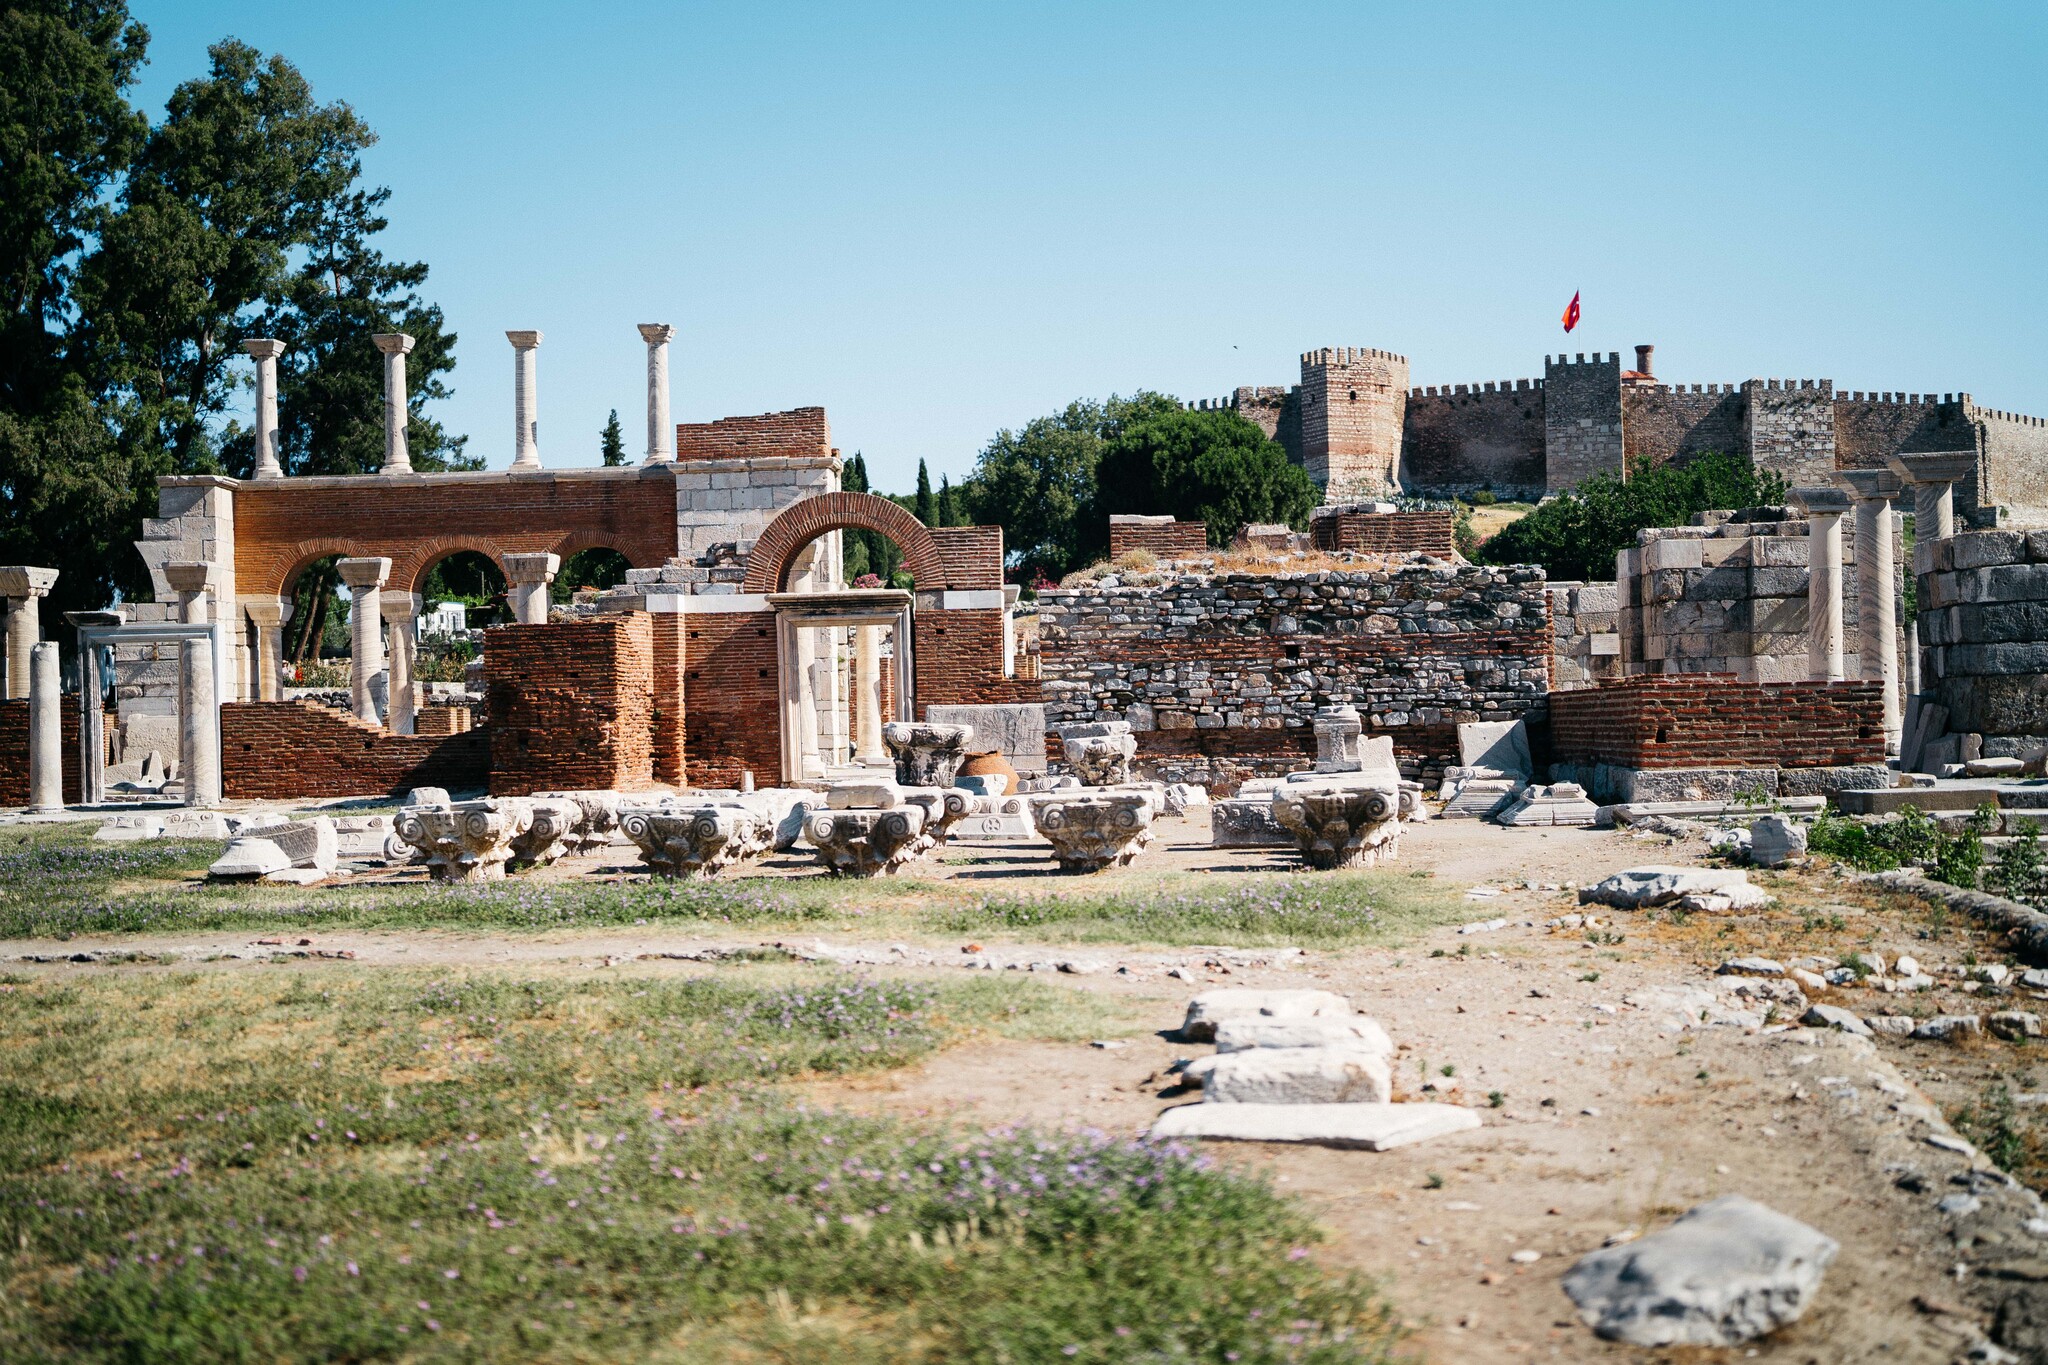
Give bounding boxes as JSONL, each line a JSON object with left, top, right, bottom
{"left": 1208, "top": 344, "right": 2048, "bottom": 522}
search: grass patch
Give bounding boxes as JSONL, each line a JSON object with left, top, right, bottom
{"left": 0, "top": 823, "right": 1466, "bottom": 951}
{"left": 0, "top": 967, "right": 1396, "bottom": 1361}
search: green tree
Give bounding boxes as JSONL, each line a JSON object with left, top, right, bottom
{"left": 839, "top": 451, "right": 900, "bottom": 582}
{"left": 936, "top": 473, "right": 960, "bottom": 528}
{"left": 1475, "top": 452, "right": 1790, "bottom": 580}
{"left": 599, "top": 408, "right": 625, "bottom": 466}
{"left": 962, "top": 391, "right": 1178, "bottom": 580}
{"left": 0, "top": 1, "right": 150, "bottom": 620}
{"left": 913, "top": 458, "right": 935, "bottom": 526}
{"left": 1095, "top": 406, "right": 1318, "bottom": 547}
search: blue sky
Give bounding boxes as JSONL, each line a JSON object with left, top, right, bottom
{"left": 129, "top": 1, "right": 2047, "bottom": 489}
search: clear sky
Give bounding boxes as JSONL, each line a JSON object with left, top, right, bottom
{"left": 127, "top": 1, "right": 2048, "bottom": 490}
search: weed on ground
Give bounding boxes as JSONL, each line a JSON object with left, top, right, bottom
{"left": 0, "top": 966, "right": 1400, "bottom": 1362}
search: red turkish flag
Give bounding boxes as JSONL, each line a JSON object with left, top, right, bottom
{"left": 1561, "top": 291, "right": 1581, "bottom": 333}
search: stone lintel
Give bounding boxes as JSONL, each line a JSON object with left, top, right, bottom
{"left": 1789, "top": 486, "right": 1852, "bottom": 517}
{"left": 1887, "top": 451, "right": 1977, "bottom": 485}
{"left": 1837, "top": 468, "right": 1903, "bottom": 501}
{"left": 0, "top": 566, "right": 60, "bottom": 598}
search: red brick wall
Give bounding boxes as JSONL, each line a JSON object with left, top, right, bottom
{"left": 926, "top": 527, "right": 1006, "bottom": 589}
{"left": 683, "top": 610, "right": 782, "bottom": 787}
{"left": 1548, "top": 675, "right": 1884, "bottom": 769}
{"left": 0, "top": 700, "right": 84, "bottom": 806}
{"left": 914, "top": 609, "right": 1040, "bottom": 712}
{"left": 222, "top": 701, "right": 488, "bottom": 799}
{"left": 674, "top": 408, "right": 830, "bottom": 461}
{"left": 1109, "top": 519, "right": 1209, "bottom": 560}
{"left": 485, "top": 615, "right": 658, "bottom": 795}
{"left": 1309, "top": 510, "right": 1456, "bottom": 556}
{"left": 414, "top": 706, "right": 473, "bottom": 737}
{"left": 648, "top": 612, "right": 687, "bottom": 787}
{"left": 235, "top": 468, "right": 679, "bottom": 599}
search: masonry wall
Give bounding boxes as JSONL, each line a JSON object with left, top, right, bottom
{"left": 682, "top": 610, "right": 782, "bottom": 787}
{"left": 1037, "top": 563, "right": 1552, "bottom": 789}
{"left": 1544, "top": 353, "right": 1625, "bottom": 491}
{"left": 221, "top": 702, "right": 488, "bottom": 799}
{"left": 1398, "top": 384, "right": 1546, "bottom": 498}
{"left": 674, "top": 408, "right": 830, "bottom": 461}
{"left": 913, "top": 608, "right": 1040, "bottom": 713}
{"left": 1548, "top": 675, "right": 1884, "bottom": 769}
{"left": 1917, "top": 528, "right": 2048, "bottom": 738}
{"left": 1109, "top": 518, "right": 1210, "bottom": 560}
{"left": 1548, "top": 582, "right": 1623, "bottom": 691}
{"left": 1308, "top": 509, "right": 1456, "bottom": 557}
{"left": 0, "top": 701, "right": 84, "bottom": 806}
{"left": 1833, "top": 394, "right": 1971, "bottom": 472}
{"left": 1620, "top": 386, "right": 1746, "bottom": 464}
{"left": 1977, "top": 406, "right": 2048, "bottom": 526}
{"left": 1743, "top": 380, "right": 1837, "bottom": 490}
{"left": 485, "top": 615, "right": 664, "bottom": 795}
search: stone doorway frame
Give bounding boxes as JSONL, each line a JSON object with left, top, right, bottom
{"left": 767, "top": 589, "right": 913, "bottom": 785}
{"left": 68, "top": 613, "right": 229, "bottom": 806}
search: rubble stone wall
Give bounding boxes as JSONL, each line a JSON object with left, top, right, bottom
{"left": 1548, "top": 674, "right": 1884, "bottom": 769}
{"left": 221, "top": 701, "right": 487, "bottom": 799}
{"left": 1037, "top": 562, "right": 1551, "bottom": 789}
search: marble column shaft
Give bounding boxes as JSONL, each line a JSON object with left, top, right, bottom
{"left": 639, "top": 323, "right": 675, "bottom": 463}
{"left": 854, "top": 624, "right": 886, "bottom": 763}
{"left": 503, "top": 553, "right": 558, "bottom": 626}
{"left": 383, "top": 596, "right": 419, "bottom": 734}
{"left": 336, "top": 558, "right": 390, "bottom": 724}
{"left": 372, "top": 333, "right": 415, "bottom": 473}
{"left": 1790, "top": 489, "right": 1850, "bottom": 684}
{"left": 242, "top": 339, "right": 285, "bottom": 478}
{"left": 28, "top": 642, "right": 61, "bottom": 812}
{"left": 180, "top": 636, "right": 221, "bottom": 809}
{"left": 1851, "top": 497, "right": 1900, "bottom": 744}
{"left": 508, "top": 330, "right": 543, "bottom": 469}
{"left": 1914, "top": 482, "right": 1954, "bottom": 542}
{"left": 245, "top": 599, "right": 287, "bottom": 702}
{"left": 0, "top": 566, "right": 57, "bottom": 701}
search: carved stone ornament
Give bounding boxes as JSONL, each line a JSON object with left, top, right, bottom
{"left": 393, "top": 798, "right": 533, "bottom": 882}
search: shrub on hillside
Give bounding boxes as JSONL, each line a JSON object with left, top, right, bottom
{"left": 1474, "top": 452, "right": 1788, "bottom": 580}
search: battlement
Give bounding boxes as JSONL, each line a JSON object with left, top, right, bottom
{"left": 1545, "top": 352, "right": 1621, "bottom": 367}
{"left": 1970, "top": 403, "right": 2047, "bottom": 427}
{"left": 1409, "top": 378, "right": 1542, "bottom": 399}
{"left": 1637, "top": 382, "right": 1740, "bottom": 396}
{"left": 1744, "top": 378, "right": 1835, "bottom": 395}
{"left": 1302, "top": 346, "right": 1407, "bottom": 368}
{"left": 1837, "top": 391, "right": 1962, "bottom": 407}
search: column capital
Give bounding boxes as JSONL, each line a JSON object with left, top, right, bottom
{"left": 379, "top": 592, "right": 424, "bottom": 622}
{"left": 0, "top": 566, "right": 59, "bottom": 599}
{"left": 502, "top": 552, "right": 561, "bottom": 585}
{"left": 162, "top": 561, "right": 223, "bottom": 598}
{"left": 505, "top": 329, "right": 544, "bottom": 350}
{"left": 1790, "top": 486, "right": 1851, "bottom": 518}
{"left": 335, "top": 556, "right": 393, "bottom": 591}
{"left": 241, "top": 596, "right": 287, "bottom": 627}
{"left": 637, "top": 322, "right": 677, "bottom": 345}
{"left": 1886, "top": 451, "right": 1975, "bottom": 486}
{"left": 1837, "top": 468, "right": 1902, "bottom": 502}
{"left": 240, "top": 338, "right": 286, "bottom": 361}
{"left": 372, "top": 332, "right": 416, "bottom": 356}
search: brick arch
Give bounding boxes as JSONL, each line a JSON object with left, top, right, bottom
{"left": 392, "top": 538, "right": 512, "bottom": 599}
{"left": 272, "top": 539, "right": 379, "bottom": 600}
{"left": 742, "top": 491, "right": 948, "bottom": 593}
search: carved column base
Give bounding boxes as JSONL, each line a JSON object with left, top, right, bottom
{"left": 1272, "top": 777, "right": 1402, "bottom": 871}
{"left": 1030, "top": 791, "right": 1155, "bottom": 872}
{"left": 622, "top": 805, "right": 774, "bottom": 878}
{"left": 393, "top": 798, "right": 533, "bottom": 882}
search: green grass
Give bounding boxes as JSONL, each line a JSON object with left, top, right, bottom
{"left": 0, "top": 824, "right": 1469, "bottom": 950}
{"left": 0, "top": 967, "right": 1398, "bottom": 1362}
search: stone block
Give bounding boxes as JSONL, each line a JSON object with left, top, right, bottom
{"left": 1180, "top": 988, "right": 1351, "bottom": 1041}
{"left": 1495, "top": 782, "right": 1599, "bottom": 826}
{"left": 925, "top": 703, "right": 1047, "bottom": 772}
{"left": 1214, "top": 1015, "right": 1394, "bottom": 1056}
{"left": 162, "top": 811, "right": 242, "bottom": 841}
{"left": 1203, "top": 1047, "right": 1392, "bottom": 1104}
{"left": 210, "top": 837, "right": 289, "bottom": 878}
{"left": 1210, "top": 797, "right": 1289, "bottom": 846}
{"left": 1147, "top": 1101, "right": 1480, "bottom": 1151}
{"left": 245, "top": 816, "right": 339, "bottom": 874}
{"left": 1457, "top": 720, "right": 1531, "bottom": 777}
{"left": 94, "top": 814, "right": 166, "bottom": 841}
{"left": 1950, "top": 531, "right": 2029, "bottom": 570}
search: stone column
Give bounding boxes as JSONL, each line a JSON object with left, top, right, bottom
{"left": 1840, "top": 470, "right": 1902, "bottom": 748}
{"left": 163, "top": 562, "right": 218, "bottom": 776}
{"left": 242, "top": 339, "right": 286, "bottom": 478}
{"left": 179, "top": 636, "right": 220, "bottom": 808}
{"left": 244, "top": 598, "right": 287, "bottom": 701}
{"left": 382, "top": 594, "right": 420, "bottom": 734}
{"left": 638, "top": 323, "right": 676, "bottom": 464}
{"left": 1887, "top": 451, "right": 1975, "bottom": 543}
{"left": 0, "top": 566, "right": 58, "bottom": 701}
{"left": 1906, "top": 618, "right": 1922, "bottom": 697}
{"left": 503, "top": 553, "right": 559, "bottom": 626}
{"left": 507, "top": 330, "right": 543, "bottom": 469}
{"left": 336, "top": 557, "right": 391, "bottom": 724}
{"left": 372, "top": 333, "right": 415, "bottom": 474}
{"left": 1792, "top": 487, "right": 1849, "bottom": 683}
{"left": 854, "top": 624, "right": 886, "bottom": 764}
{"left": 28, "top": 642, "right": 61, "bottom": 812}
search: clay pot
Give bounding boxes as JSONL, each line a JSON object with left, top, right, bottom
{"left": 959, "top": 750, "right": 1019, "bottom": 790}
